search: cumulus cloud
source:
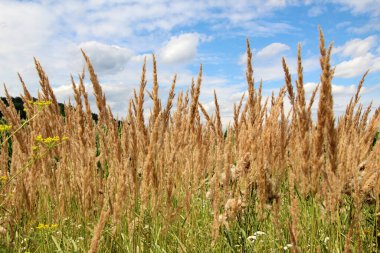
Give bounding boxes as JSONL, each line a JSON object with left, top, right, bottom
{"left": 79, "top": 41, "right": 133, "bottom": 75}
{"left": 335, "top": 54, "right": 377, "bottom": 78}
{"left": 333, "top": 36, "right": 380, "bottom": 78}
{"left": 333, "top": 36, "right": 377, "bottom": 58}
{"left": 238, "top": 41, "right": 319, "bottom": 82}
{"left": 256, "top": 43, "right": 290, "bottom": 59}
{"left": 159, "top": 33, "right": 210, "bottom": 64}
{"left": 238, "top": 42, "right": 290, "bottom": 66}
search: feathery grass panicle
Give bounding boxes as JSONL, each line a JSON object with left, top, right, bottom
{"left": 151, "top": 54, "right": 161, "bottom": 126}
{"left": 307, "top": 82, "right": 320, "bottom": 118}
{"left": 246, "top": 39, "right": 256, "bottom": 127}
{"left": 214, "top": 90, "right": 223, "bottom": 140}
{"left": 137, "top": 57, "right": 148, "bottom": 140}
{"left": 81, "top": 50, "right": 108, "bottom": 125}
{"left": 282, "top": 57, "right": 295, "bottom": 106}
{"left": 162, "top": 74, "right": 176, "bottom": 132}
{"left": 89, "top": 209, "right": 110, "bottom": 253}
{"left": 199, "top": 102, "right": 217, "bottom": 135}
{"left": 233, "top": 92, "right": 245, "bottom": 150}
{"left": 34, "top": 58, "right": 60, "bottom": 116}
{"left": 315, "top": 27, "right": 338, "bottom": 182}
{"left": 188, "top": 65, "right": 202, "bottom": 133}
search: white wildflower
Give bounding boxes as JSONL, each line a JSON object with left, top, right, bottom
{"left": 283, "top": 244, "right": 292, "bottom": 250}
{"left": 218, "top": 214, "right": 226, "bottom": 223}
{"left": 254, "top": 231, "right": 266, "bottom": 236}
{"left": 206, "top": 190, "right": 213, "bottom": 199}
{"left": 247, "top": 235, "right": 257, "bottom": 243}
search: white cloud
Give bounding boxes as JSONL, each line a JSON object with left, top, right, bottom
{"left": 332, "top": 84, "right": 357, "bottom": 95}
{"left": 255, "top": 62, "right": 292, "bottom": 81}
{"left": 303, "top": 82, "right": 318, "bottom": 94}
{"left": 159, "top": 33, "right": 208, "bottom": 64}
{"left": 333, "top": 36, "right": 377, "bottom": 58}
{"left": 79, "top": 41, "right": 133, "bottom": 74}
{"left": 335, "top": 54, "right": 380, "bottom": 78}
{"left": 130, "top": 54, "right": 154, "bottom": 65}
{"left": 0, "top": 0, "right": 298, "bottom": 95}
{"left": 308, "top": 6, "right": 325, "bottom": 17}
{"left": 348, "top": 19, "right": 380, "bottom": 34}
{"left": 332, "top": 0, "right": 380, "bottom": 16}
{"left": 302, "top": 82, "right": 372, "bottom": 116}
{"left": 0, "top": 1, "right": 55, "bottom": 54}
{"left": 256, "top": 43, "right": 290, "bottom": 58}
{"left": 205, "top": 1, "right": 291, "bottom": 24}
{"left": 1, "top": 0, "right": 380, "bottom": 125}
{"left": 333, "top": 36, "right": 380, "bottom": 78}
{"left": 53, "top": 84, "right": 73, "bottom": 100}
{"left": 197, "top": 79, "right": 246, "bottom": 126}
{"left": 238, "top": 48, "right": 319, "bottom": 82}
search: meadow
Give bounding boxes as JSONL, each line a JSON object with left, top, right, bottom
{"left": 0, "top": 28, "right": 379, "bottom": 252}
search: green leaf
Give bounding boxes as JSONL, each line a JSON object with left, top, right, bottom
{"left": 51, "top": 235, "right": 63, "bottom": 253}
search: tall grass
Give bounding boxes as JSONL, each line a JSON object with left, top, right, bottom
{"left": 0, "top": 29, "right": 379, "bottom": 252}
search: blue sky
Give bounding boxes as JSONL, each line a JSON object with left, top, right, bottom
{"left": 1, "top": 0, "right": 380, "bottom": 124}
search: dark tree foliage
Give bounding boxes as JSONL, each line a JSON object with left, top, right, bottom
{"left": 0, "top": 96, "right": 98, "bottom": 122}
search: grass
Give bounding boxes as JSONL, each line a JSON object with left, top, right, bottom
{"left": 0, "top": 28, "right": 379, "bottom": 252}
{"left": 1, "top": 185, "right": 378, "bottom": 252}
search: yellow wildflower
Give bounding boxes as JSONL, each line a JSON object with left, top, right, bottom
{"left": 29, "top": 100, "right": 52, "bottom": 111}
{"left": 0, "top": 125, "right": 12, "bottom": 132}
{"left": 0, "top": 175, "right": 7, "bottom": 182}
{"left": 43, "top": 137, "right": 54, "bottom": 144}
{"left": 35, "top": 134, "right": 67, "bottom": 148}
{"left": 36, "top": 223, "right": 48, "bottom": 229}
{"left": 35, "top": 135, "right": 43, "bottom": 142}
{"left": 36, "top": 223, "right": 58, "bottom": 230}
{"left": 50, "top": 224, "right": 58, "bottom": 229}
{"left": 29, "top": 100, "right": 52, "bottom": 106}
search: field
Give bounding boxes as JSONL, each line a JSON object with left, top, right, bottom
{"left": 0, "top": 29, "right": 379, "bottom": 252}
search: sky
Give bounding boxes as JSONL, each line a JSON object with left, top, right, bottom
{"left": 1, "top": 0, "right": 380, "bottom": 125}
